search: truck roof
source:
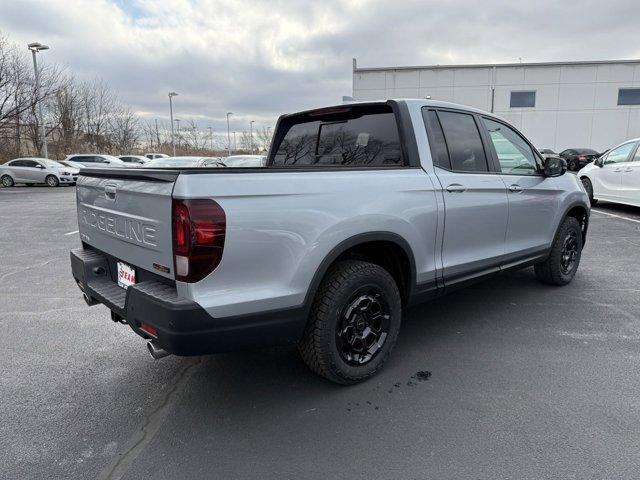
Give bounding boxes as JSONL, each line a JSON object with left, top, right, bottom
{"left": 281, "top": 98, "right": 493, "bottom": 119}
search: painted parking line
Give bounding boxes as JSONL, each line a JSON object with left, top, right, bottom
{"left": 591, "top": 209, "right": 640, "bottom": 224}
{"left": 65, "top": 230, "right": 79, "bottom": 235}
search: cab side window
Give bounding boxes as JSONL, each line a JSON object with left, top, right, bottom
{"left": 422, "top": 109, "right": 451, "bottom": 170}
{"left": 482, "top": 118, "right": 539, "bottom": 175}
{"left": 436, "top": 111, "right": 488, "bottom": 172}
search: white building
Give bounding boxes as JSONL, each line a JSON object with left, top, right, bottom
{"left": 352, "top": 58, "right": 640, "bottom": 152}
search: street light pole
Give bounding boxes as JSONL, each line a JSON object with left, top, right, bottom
{"left": 168, "top": 92, "right": 178, "bottom": 156}
{"left": 208, "top": 127, "right": 214, "bottom": 151}
{"left": 28, "top": 42, "right": 49, "bottom": 158}
{"left": 233, "top": 131, "right": 236, "bottom": 152}
{"left": 226, "top": 112, "right": 233, "bottom": 157}
{"left": 249, "top": 120, "right": 255, "bottom": 154}
{"left": 174, "top": 119, "right": 181, "bottom": 151}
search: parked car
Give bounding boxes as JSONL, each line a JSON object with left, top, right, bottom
{"left": 220, "top": 155, "right": 267, "bottom": 167}
{"left": 145, "top": 153, "right": 169, "bottom": 160}
{"left": 1, "top": 157, "right": 79, "bottom": 187}
{"left": 70, "top": 99, "right": 589, "bottom": 384}
{"left": 559, "top": 148, "right": 600, "bottom": 171}
{"left": 59, "top": 160, "right": 83, "bottom": 169}
{"left": 119, "top": 155, "right": 148, "bottom": 166}
{"left": 143, "top": 156, "right": 221, "bottom": 168}
{"left": 579, "top": 138, "right": 640, "bottom": 207}
{"left": 64, "top": 154, "right": 126, "bottom": 168}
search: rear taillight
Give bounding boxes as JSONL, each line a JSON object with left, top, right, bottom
{"left": 172, "top": 198, "right": 226, "bottom": 283}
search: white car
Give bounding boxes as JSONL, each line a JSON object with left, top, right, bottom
{"left": 222, "top": 155, "right": 267, "bottom": 167}
{"left": 64, "top": 154, "right": 126, "bottom": 168}
{"left": 0, "top": 158, "right": 79, "bottom": 187}
{"left": 143, "top": 156, "right": 206, "bottom": 168}
{"left": 579, "top": 138, "right": 640, "bottom": 207}
{"left": 118, "top": 155, "right": 148, "bottom": 166}
{"left": 145, "top": 153, "right": 169, "bottom": 160}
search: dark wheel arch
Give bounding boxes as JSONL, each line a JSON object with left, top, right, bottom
{"left": 303, "top": 232, "right": 417, "bottom": 313}
{"left": 559, "top": 202, "right": 589, "bottom": 247}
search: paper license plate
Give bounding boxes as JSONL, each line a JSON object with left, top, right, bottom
{"left": 117, "top": 261, "right": 136, "bottom": 289}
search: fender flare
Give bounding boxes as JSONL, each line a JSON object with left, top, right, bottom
{"left": 300, "top": 231, "right": 418, "bottom": 314}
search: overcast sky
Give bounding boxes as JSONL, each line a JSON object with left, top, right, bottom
{"left": 2, "top": 0, "right": 639, "bottom": 133}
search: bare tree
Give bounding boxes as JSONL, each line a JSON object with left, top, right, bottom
{"left": 0, "top": 34, "right": 62, "bottom": 159}
{"left": 108, "top": 107, "right": 140, "bottom": 153}
{"left": 256, "top": 126, "right": 273, "bottom": 153}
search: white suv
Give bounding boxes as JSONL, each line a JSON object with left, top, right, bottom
{"left": 65, "top": 154, "right": 125, "bottom": 168}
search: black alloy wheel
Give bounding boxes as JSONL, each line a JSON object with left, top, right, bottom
{"left": 336, "top": 288, "right": 391, "bottom": 366}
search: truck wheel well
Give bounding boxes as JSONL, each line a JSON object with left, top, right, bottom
{"left": 565, "top": 205, "right": 588, "bottom": 246}
{"left": 334, "top": 241, "right": 411, "bottom": 304}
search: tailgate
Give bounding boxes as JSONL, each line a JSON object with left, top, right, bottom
{"left": 76, "top": 170, "right": 177, "bottom": 279}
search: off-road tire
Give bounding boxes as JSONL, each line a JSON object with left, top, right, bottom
{"left": 1, "top": 175, "right": 14, "bottom": 187}
{"left": 46, "top": 175, "right": 59, "bottom": 187}
{"left": 299, "top": 260, "right": 402, "bottom": 385}
{"left": 534, "top": 216, "right": 582, "bottom": 286}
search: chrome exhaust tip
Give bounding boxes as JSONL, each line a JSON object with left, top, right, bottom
{"left": 147, "top": 340, "right": 170, "bottom": 360}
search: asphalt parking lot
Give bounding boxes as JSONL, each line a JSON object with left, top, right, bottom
{"left": 2, "top": 185, "right": 640, "bottom": 480}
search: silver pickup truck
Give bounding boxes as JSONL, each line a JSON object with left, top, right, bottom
{"left": 70, "top": 99, "right": 589, "bottom": 384}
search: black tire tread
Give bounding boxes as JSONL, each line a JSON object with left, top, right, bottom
{"left": 299, "top": 260, "right": 400, "bottom": 385}
{"left": 535, "top": 216, "right": 582, "bottom": 286}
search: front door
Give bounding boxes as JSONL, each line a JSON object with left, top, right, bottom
{"left": 423, "top": 109, "right": 509, "bottom": 285}
{"left": 480, "top": 117, "right": 562, "bottom": 261}
{"left": 594, "top": 142, "right": 635, "bottom": 201}
{"left": 619, "top": 143, "right": 640, "bottom": 206}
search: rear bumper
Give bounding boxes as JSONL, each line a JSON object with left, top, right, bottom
{"left": 70, "top": 248, "right": 305, "bottom": 356}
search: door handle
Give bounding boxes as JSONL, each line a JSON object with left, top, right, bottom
{"left": 613, "top": 168, "right": 622, "bottom": 172}
{"left": 624, "top": 167, "right": 633, "bottom": 172}
{"left": 445, "top": 184, "right": 466, "bottom": 193}
{"left": 508, "top": 184, "right": 523, "bottom": 193}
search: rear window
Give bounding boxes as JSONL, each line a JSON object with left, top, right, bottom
{"left": 576, "top": 149, "right": 598, "bottom": 155}
{"left": 271, "top": 105, "right": 403, "bottom": 167}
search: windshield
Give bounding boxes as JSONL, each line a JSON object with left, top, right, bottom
{"left": 40, "top": 159, "right": 62, "bottom": 167}
{"left": 224, "top": 155, "right": 267, "bottom": 167}
{"left": 576, "top": 149, "right": 599, "bottom": 155}
{"left": 143, "top": 157, "right": 201, "bottom": 168}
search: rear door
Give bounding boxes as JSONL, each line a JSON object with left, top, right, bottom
{"left": 76, "top": 172, "right": 177, "bottom": 279}
{"left": 423, "top": 108, "right": 508, "bottom": 285}
{"left": 594, "top": 142, "right": 635, "bottom": 200}
{"left": 480, "top": 117, "right": 561, "bottom": 261}
{"left": 619, "top": 143, "right": 640, "bottom": 206}
{"left": 7, "top": 160, "right": 28, "bottom": 181}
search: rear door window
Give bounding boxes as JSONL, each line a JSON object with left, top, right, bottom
{"left": 272, "top": 105, "right": 403, "bottom": 167}
{"left": 437, "top": 111, "right": 488, "bottom": 172}
{"left": 422, "top": 109, "right": 451, "bottom": 170}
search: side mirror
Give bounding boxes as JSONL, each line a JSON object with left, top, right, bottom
{"left": 544, "top": 156, "right": 566, "bottom": 177}
{"left": 35, "top": 164, "right": 45, "bottom": 169}
{"left": 594, "top": 157, "right": 603, "bottom": 167}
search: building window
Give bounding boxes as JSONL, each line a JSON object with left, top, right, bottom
{"left": 510, "top": 91, "right": 536, "bottom": 108}
{"left": 617, "top": 88, "right": 640, "bottom": 106}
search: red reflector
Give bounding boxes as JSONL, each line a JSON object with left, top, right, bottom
{"left": 172, "top": 199, "right": 226, "bottom": 283}
{"left": 140, "top": 323, "right": 157, "bottom": 337}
